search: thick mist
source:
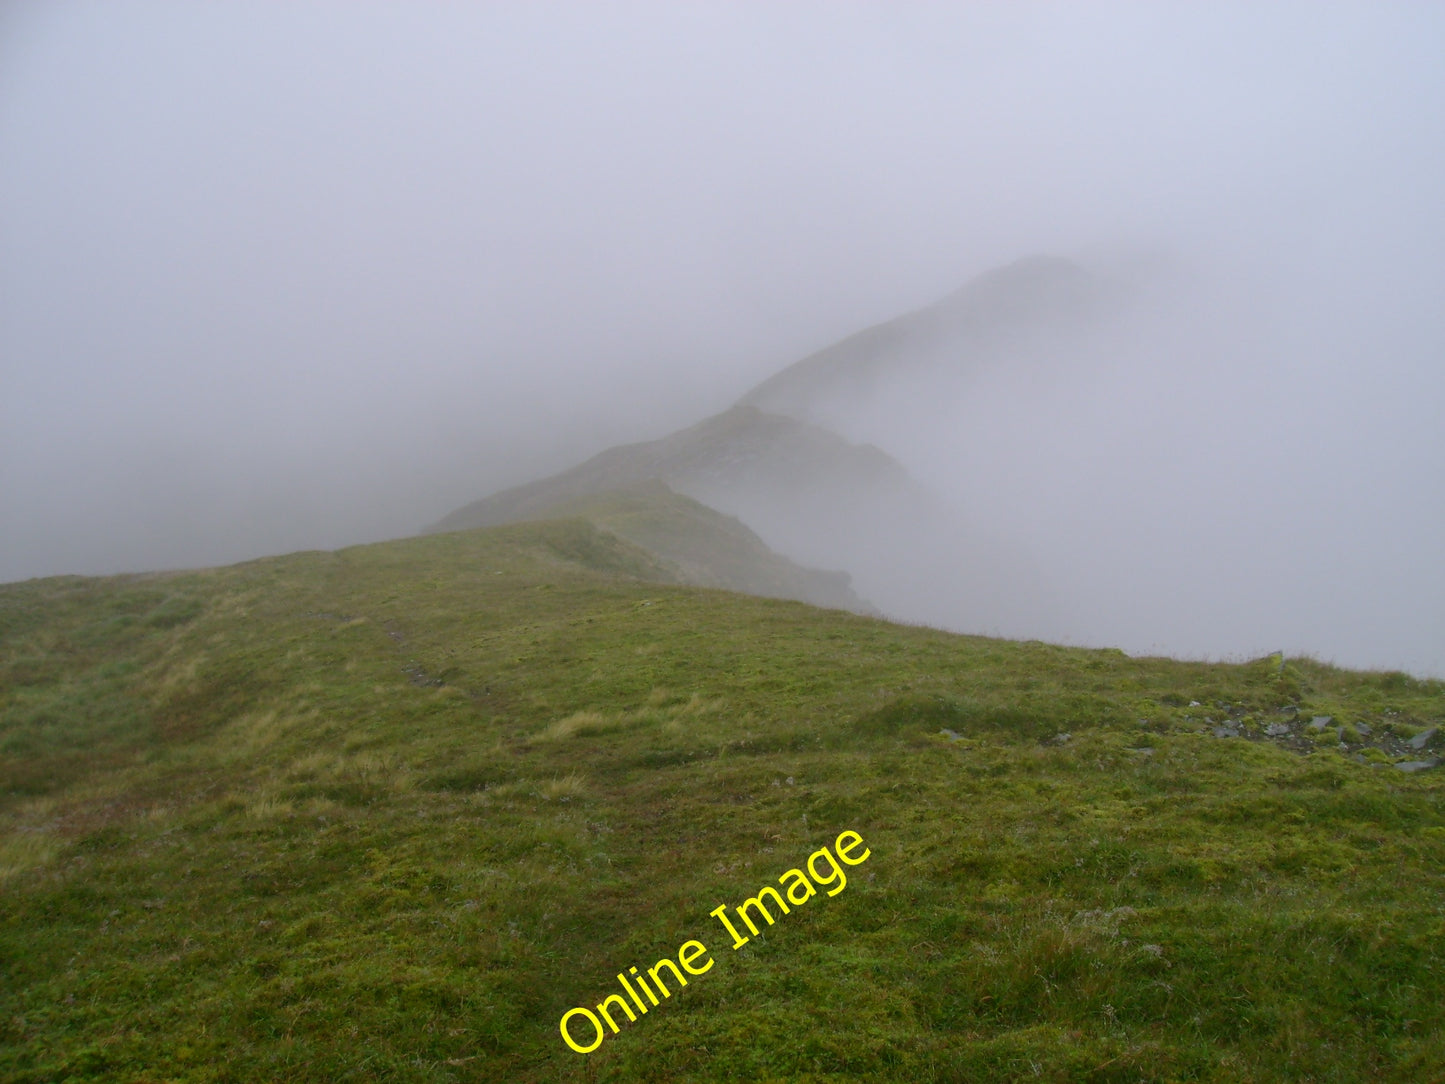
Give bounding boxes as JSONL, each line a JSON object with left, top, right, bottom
{"left": 2, "top": 4, "right": 1442, "bottom": 675}
{"left": 767, "top": 252, "right": 1445, "bottom": 677}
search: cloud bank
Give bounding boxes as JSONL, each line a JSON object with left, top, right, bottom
{"left": 1, "top": 3, "right": 1441, "bottom": 673}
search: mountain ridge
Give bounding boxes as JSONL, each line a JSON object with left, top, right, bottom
{"left": 737, "top": 254, "right": 1101, "bottom": 417}
{"left": 429, "top": 404, "right": 908, "bottom": 536}
{"left": 428, "top": 254, "right": 1109, "bottom": 635}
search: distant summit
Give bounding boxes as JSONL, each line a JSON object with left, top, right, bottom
{"left": 431, "top": 255, "right": 1110, "bottom": 626}
{"left": 738, "top": 255, "right": 1102, "bottom": 418}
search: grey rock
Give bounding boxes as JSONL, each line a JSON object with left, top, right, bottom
{"left": 1394, "top": 759, "right": 1439, "bottom": 773}
{"left": 1278, "top": 705, "right": 1299, "bottom": 717}
{"left": 1265, "top": 722, "right": 1291, "bottom": 737}
{"left": 1355, "top": 722, "right": 1372, "bottom": 737}
{"left": 939, "top": 728, "right": 964, "bottom": 742}
{"left": 1054, "top": 732, "right": 1073, "bottom": 745}
{"left": 1407, "top": 727, "right": 1438, "bottom": 751}
{"left": 1213, "top": 725, "right": 1240, "bottom": 738}
{"left": 1308, "top": 716, "right": 1334, "bottom": 730}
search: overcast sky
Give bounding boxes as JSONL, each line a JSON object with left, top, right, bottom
{"left": 2, "top": 3, "right": 1442, "bottom": 674}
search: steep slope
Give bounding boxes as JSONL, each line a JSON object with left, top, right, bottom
{"left": 2, "top": 526, "right": 1443, "bottom": 1081}
{"left": 430, "top": 403, "right": 910, "bottom": 532}
{"left": 523, "top": 482, "right": 866, "bottom": 612}
{"left": 437, "top": 480, "right": 866, "bottom": 612}
{"left": 429, "top": 405, "right": 916, "bottom": 613}
{"left": 737, "top": 254, "right": 1108, "bottom": 420}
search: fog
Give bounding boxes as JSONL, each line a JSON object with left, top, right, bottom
{"left": 2, "top": 4, "right": 1442, "bottom": 675}
{"left": 744, "top": 253, "right": 1445, "bottom": 678}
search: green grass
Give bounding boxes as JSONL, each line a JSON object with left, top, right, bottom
{"left": 1, "top": 518, "right": 1443, "bottom": 1082}
{"left": 496, "top": 481, "right": 863, "bottom": 610}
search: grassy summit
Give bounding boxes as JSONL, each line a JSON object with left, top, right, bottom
{"left": 2, "top": 509, "right": 1443, "bottom": 1081}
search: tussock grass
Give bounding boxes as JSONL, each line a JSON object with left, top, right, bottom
{"left": 244, "top": 793, "right": 295, "bottom": 820}
{"left": 537, "top": 772, "right": 588, "bottom": 801}
{"left": 538, "top": 693, "right": 724, "bottom": 742}
{"left": 540, "top": 709, "right": 613, "bottom": 740}
{"left": 0, "top": 830, "right": 58, "bottom": 883}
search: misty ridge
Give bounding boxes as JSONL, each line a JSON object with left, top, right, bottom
{"left": 432, "top": 250, "right": 1444, "bottom": 678}
{"left": 1, "top": 4, "right": 1441, "bottom": 676}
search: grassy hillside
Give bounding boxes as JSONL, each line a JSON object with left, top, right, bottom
{"left": 433, "top": 482, "right": 865, "bottom": 613}
{"left": 2, "top": 517, "right": 1443, "bottom": 1082}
